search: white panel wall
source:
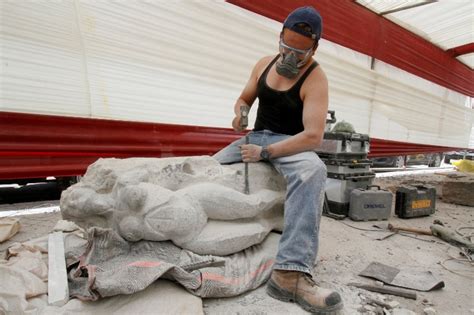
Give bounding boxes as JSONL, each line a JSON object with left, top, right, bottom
{"left": 1, "top": 0, "right": 472, "bottom": 148}
{"left": 0, "top": 0, "right": 90, "bottom": 116}
{"left": 77, "top": 0, "right": 277, "bottom": 127}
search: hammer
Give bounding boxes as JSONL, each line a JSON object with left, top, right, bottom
{"left": 240, "top": 105, "right": 250, "bottom": 194}
{"left": 388, "top": 223, "right": 432, "bottom": 235}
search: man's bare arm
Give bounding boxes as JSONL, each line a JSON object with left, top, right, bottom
{"left": 232, "top": 57, "right": 270, "bottom": 131}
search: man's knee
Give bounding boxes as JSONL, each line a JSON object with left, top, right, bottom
{"left": 212, "top": 138, "right": 245, "bottom": 164}
{"left": 287, "top": 154, "right": 326, "bottom": 183}
{"left": 302, "top": 157, "right": 326, "bottom": 182}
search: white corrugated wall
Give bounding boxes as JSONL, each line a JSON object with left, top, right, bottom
{"left": 1, "top": 0, "right": 90, "bottom": 116}
{"left": 1, "top": 0, "right": 472, "bottom": 148}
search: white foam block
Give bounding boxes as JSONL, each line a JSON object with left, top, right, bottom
{"left": 48, "top": 231, "right": 69, "bottom": 306}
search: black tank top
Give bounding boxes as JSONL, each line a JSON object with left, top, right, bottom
{"left": 254, "top": 55, "right": 318, "bottom": 135}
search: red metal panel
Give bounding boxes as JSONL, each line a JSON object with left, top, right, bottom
{"left": 0, "top": 111, "right": 241, "bottom": 180}
{"left": 0, "top": 112, "right": 466, "bottom": 180}
{"left": 227, "top": 0, "right": 474, "bottom": 97}
{"left": 368, "top": 138, "right": 460, "bottom": 157}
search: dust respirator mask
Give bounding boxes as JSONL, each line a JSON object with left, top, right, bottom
{"left": 276, "top": 40, "right": 313, "bottom": 79}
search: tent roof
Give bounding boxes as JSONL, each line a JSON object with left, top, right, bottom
{"left": 356, "top": 0, "right": 474, "bottom": 69}
{"left": 228, "top": 0, "right": 473, "bottom": 96}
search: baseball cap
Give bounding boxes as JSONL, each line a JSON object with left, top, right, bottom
{"left": 283, "top": 6, "right": 322, "bottom": 40}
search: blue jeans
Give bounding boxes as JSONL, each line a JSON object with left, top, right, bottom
{"left": 213, "top": 130, "right": 326, "bottom": 275}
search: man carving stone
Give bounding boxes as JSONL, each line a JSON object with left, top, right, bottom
{"left": 213, "top": 6, "right": 343, "bottom": 314}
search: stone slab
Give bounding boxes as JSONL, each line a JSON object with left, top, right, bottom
{"left": 441, "top": 174, "right": 474, "bottom": 206}
{"left": 60, "top": 156, "right": 286, "bottom": 255}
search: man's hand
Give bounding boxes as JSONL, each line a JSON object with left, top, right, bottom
{"left": 240, "top": 144, "right": 262, "bottom": 162}
{"left": 232, "top": 116, "right": 244, "bottom": 132}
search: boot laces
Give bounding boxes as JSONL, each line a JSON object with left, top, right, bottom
{"left": 303, "top": 274, "right": 320, "bottom": 287}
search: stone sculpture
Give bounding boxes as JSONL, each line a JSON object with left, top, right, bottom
{"left": 60, "top": 156, "right": 286, "bottom": 255}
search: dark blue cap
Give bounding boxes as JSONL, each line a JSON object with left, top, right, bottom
{"left": 283, "top": 6, "right": 322, "bottom": 40}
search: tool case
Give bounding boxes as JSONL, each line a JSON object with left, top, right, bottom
{"left": 349, "top": 185, "right": 392, "bottom": 221}
{"left": 325, "top": 172, "right": 376, "bottom": 216}
{"left": 315, "top": 132, "right": 370, "bottom": 157}
{"left": 395, "top": 184, "right": 436, "bottom": 218}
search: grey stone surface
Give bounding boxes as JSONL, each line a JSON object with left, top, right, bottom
{"left": 60, "top": 156, "right": 285, "bottom": 255}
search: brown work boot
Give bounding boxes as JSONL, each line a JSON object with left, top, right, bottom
{"left": 266, "top": 270, "right": 343, "bottom": 314}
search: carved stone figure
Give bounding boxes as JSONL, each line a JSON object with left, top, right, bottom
{"left": 60, "top": 156, "right": 286, "bottom": 255}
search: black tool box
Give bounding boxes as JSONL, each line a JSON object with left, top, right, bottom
{"left": 395, "top": 184, "right": 436, "bottom": 218}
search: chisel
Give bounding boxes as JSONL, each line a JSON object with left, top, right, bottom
{"left": 240, "top": 105, "right": 250, "bottom": 194}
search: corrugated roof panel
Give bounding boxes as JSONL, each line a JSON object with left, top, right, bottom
{"left": 356, "top": 0, "right": 427, "bottom": 14}
{"left": 386, "top": 1, "right": 473, "bottom": 49}
{"left": 356, "top": 0, "right": 474, "bottom": 68}
{"left": 458, "top": 53, "right": 474, "bottom": 69}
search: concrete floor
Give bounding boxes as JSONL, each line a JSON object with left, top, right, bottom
{"left": 1, "top": 170, "right": 473, "bottom": 314}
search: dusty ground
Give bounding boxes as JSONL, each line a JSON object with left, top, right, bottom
{"left": 204, "top": 171, "right": 474, "bottom": 314}
{"left": 0, "top": 201, "right": 60, "bottom": 253}
{"left": 1, "top": 171, "right": 473, "bottom": 314}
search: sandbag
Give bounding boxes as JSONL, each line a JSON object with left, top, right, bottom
{"left": 67, "top": 228, "right": 280, "bottom": 300}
